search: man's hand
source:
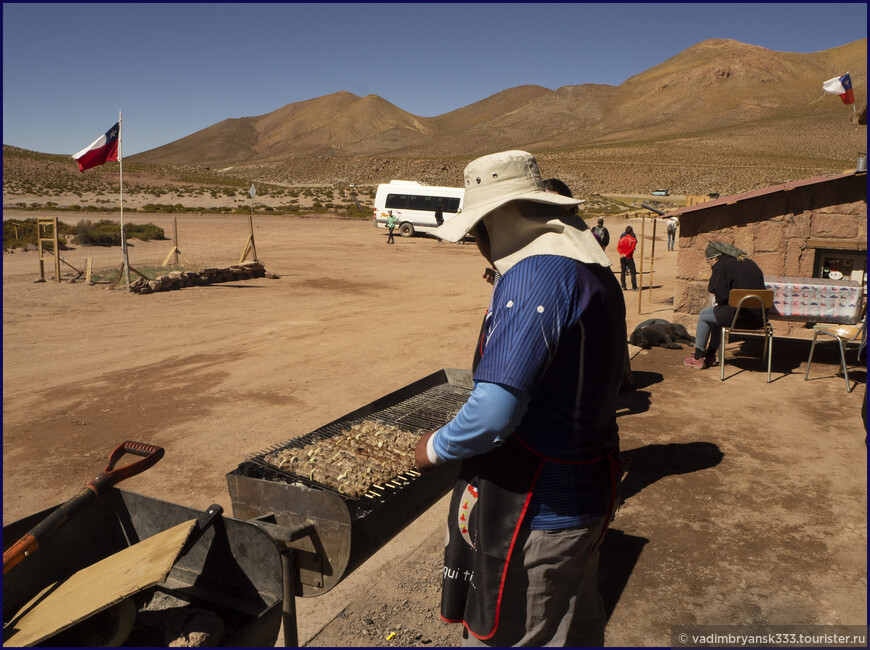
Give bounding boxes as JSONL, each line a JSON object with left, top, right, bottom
{"left": 415, "top": 430, "right": 439, "bottom": 473}
{"left": 483, "top": 268, "right": 497, "bottom": 285}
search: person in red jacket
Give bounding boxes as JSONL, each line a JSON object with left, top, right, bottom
{"left": 617, "top": 226, "right": 638, "bottom": 290}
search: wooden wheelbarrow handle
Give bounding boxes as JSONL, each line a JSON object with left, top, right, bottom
{"left": 3, "top": 441, "right": 165, "bottom": 575}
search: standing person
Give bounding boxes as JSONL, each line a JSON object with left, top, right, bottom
{"left": 617, "top": 225, "right": 638, "bottom": 290}
{"left": 592, "top": 218, "right": 610, "bottom": 250}
{"left": 435, "top": 202, "right": 445, "bottom": 243}
{"left": 685, "top": 241, "right": 766, "bottom": 369}
{"left": 666, "top": 216, "right": 678, "bottom": 251}
{"left": 385, "top": 210, "right": 398, "bottom": 244}
{"left": 415, "top": 151, "right": 625, "bottom": 647}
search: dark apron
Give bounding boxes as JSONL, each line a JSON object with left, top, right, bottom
{"left": 440, "top": 434, "right": 621, "bottom": 643}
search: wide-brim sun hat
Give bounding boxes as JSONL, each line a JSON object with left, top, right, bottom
{"left": 432, "top": 150, "right": 584, "bottom": 243}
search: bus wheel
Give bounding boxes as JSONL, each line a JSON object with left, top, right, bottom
{"left": 399, "top": 222, "right": 415, "bottom": 237}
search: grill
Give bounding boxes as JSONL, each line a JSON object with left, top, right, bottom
{"left": 226, "top": 368, "right": 472, "bottom": 597}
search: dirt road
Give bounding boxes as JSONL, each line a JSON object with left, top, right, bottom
{"left": 2, "top": 212, "right": 865, "bottom": 646}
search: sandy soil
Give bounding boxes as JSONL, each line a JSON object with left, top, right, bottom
{"left": 2, "top": 211, "right": 866, "bottom": 646}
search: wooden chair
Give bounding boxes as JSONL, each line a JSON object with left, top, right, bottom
{"left": 718, "top": 289, "right": 775, "bottom": 383}
{"left": 803, "top": 306, "right": 867, "bottom": 393}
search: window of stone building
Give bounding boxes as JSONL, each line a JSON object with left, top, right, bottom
{"left": 809, "top": 244, "right": 867, "bottom": 284}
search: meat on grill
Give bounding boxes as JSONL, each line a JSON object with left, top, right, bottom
{"left": 262, "top": 420, "right": 421, "bottom": 497}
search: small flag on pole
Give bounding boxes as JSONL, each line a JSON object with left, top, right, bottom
{"left": 72, "top": 122, "right": 120, "bottom": 171}
{"left": 822, "top": 73, "right": 855, "bottom": 105}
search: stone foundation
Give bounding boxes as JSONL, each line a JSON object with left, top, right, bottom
{"left": 129, "top": 261, "right": 275, "bottom": 294}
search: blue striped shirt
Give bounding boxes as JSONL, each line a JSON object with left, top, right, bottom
{"left": 435, "top": 254, "right": 625, "bottom": 529}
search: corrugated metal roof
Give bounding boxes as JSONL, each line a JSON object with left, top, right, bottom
{"left": 667, "top": 170, "right": 865, "bottom": 218}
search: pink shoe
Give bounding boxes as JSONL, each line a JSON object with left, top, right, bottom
{"left": 684, "top": 356, "right": 706, "bottom": 369}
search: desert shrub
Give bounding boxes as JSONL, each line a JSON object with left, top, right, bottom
{"left": 3, "top": 218, "right": 75, "bottom": 251}
{"left": 127, "top": 223, "right": 166, "bottom": 241}
{"left": 74, "top": 219, "right": 122, "bottom": 245}
{"left": 73, "top": 219, "right": 165, "bottom": 246}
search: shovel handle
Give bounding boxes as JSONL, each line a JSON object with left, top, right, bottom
{"left": 88, "top": 441, "right": 165, "bottom": 495}
{"left": 3, "top": 441, "right": 164, "bottom": 575}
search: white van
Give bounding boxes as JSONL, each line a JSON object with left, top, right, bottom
{"left": 373, "top": 180, "right": 464, "bottom": 237}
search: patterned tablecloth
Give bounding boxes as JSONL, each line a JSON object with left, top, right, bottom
{"left": 764, "top": 276, "right": 865, "bottom": 324}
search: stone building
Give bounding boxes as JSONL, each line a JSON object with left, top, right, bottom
{"left": 668, "top": 170, "right": 867, "bottom": 339}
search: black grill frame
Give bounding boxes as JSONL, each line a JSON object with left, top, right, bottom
{"left": 226, "top": 368, "right": 473, "bottom": 596}
{"left": 242, "top": 372, "right": 471, "bottom": 518}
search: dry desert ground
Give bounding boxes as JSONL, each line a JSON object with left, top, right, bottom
{"left": 2, "top": 211, "right": 866, "bottom": 646}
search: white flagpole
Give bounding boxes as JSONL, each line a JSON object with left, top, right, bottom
{"left": 119, "top": 110, "right": 131, "bottom": 289}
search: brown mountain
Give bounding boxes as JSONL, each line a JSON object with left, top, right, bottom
{"left": 14, "top": 38, "right": 869, "bottom": 197}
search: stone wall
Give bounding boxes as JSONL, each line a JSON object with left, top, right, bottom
{"left": 127, "top": 261, "right": 274, "bottom": 294}
{"left": 673, "top": 174, "right": 867, "bottom": 339}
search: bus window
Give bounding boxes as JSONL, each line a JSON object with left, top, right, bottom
{"left": 386, "top": 193, "right": 461, "bottom": 213}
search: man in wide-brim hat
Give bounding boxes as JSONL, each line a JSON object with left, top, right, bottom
{"left": 415, "top": 150, "right": 626, "bottom": 646}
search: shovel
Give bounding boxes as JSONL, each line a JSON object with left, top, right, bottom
{"left": 3, "top": 441, "right": 165, "bottom": 575}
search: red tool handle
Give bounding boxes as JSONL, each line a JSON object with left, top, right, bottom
{"left": 87, "top": 441, "right": 165, "bottom": 495}
{"left": 3, "top": 441, "right": 165, "bottom": 574}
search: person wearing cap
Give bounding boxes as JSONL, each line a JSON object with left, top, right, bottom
{"left": 414, "top": 151, "right": 626, "bottom": 646}
{"left": 616, "top": 225, "right": 638, "bottom": 290}
{"left": 684, "top": 241, "right": 766, "bottom": 369}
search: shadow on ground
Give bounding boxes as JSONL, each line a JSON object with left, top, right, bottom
{"left": 619, "top": 442, "right": 724, "bottom": 500}
{"left": 722, "top": 335, "right": 866, "bottom": 389}
{"left": 617, "top": 370, "right": 662, "bottom": 417}
{"left": 598, "top": 440, "right": 724, "bottom": 622}
{"left": 599, "top": 528, "right": 648, "bottom": 624}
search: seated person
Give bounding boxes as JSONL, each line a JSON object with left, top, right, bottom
{"left": 685, "top": 241, "right": 766, "bottom": 369}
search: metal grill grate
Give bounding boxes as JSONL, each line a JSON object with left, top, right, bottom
{"left": 241, "top": 380, "right": 470, "bottom": 518}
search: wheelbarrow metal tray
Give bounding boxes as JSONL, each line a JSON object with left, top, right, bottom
{"left": 2, "top": 489, "right": 283, "bottom": 647}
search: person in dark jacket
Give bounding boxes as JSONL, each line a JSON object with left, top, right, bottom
{"left": 591, "top": 218, "right": 610, "bottom": 249}
{"left": 435, "top": 203, "right": 445, "bottom": 243}
{"left": 684, "top": 241, "right": 766, "bottom": 369}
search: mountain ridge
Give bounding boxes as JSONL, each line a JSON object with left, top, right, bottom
{"left": 129, "top": 37, "right": 865, "bottom": 171}
{"left": 4, "top": 38, "right": 865, "bottom": 197}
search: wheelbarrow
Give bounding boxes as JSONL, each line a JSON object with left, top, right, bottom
{"left": 2, "top": 489, "right": 284, "bottom": 647}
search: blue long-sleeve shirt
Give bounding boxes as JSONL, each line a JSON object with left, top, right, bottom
{"left": 431, "top": 255, "right": 625, "bottom": 529}
{"left": 431, "top": 381, "right": 530, "bottom": 460}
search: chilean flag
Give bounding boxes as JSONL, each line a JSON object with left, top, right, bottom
{"left": 72, "top": 122, "right": 120, "bottom": 171}
{"left": 822, "top": 73, "right": 855, "bottom": 105}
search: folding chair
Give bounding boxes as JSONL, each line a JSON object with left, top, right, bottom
{"left": 803, "top": 307, "right": 867, "bottom": 393}
{"left": 719, "top": 289, "right": 774, "bottom": 383}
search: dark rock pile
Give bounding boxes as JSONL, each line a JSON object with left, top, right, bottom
{"left": 129, "top": 261, "right": 276, "bottom": 294}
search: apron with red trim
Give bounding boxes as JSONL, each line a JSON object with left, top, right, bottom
{"left": 440, "top": 435, "right": 622, "bottom": 643}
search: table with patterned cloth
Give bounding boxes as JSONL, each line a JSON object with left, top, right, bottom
{"left": 764, "top": 276, "right": 865, "bottom": 324}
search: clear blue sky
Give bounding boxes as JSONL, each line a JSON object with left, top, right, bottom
{"left": 3, "top": 3, "right": 867, "bottom": 156}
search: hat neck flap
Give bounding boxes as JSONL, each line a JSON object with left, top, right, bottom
{"left": 484, "top": 202, "right": 612, "bottom": 275}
